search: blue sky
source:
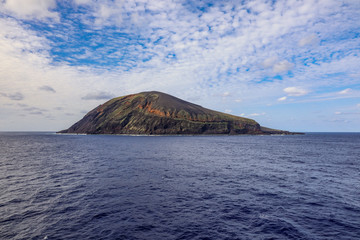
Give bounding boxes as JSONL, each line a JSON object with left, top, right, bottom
{"left": 0, "top": 0, "right": 359, "bottom": 132}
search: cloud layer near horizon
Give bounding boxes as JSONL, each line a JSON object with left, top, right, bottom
{"left": 0, "top": 0, "right": 359, "bottom": 131}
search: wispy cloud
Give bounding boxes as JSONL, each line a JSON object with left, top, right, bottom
{"left": 334, "top": 111, "right": 360, "bottom": 116}
{"left": 240, "top": 112, "right": 266, "bottom": 117}
{"left": 222, "top": 92, "right": 231, "bottom": 97}
{"left": 248, "top": 112, "right": 266, "bottom": 117}
{"left": 298, "top": 34, "right": 319, "bottom": 47}
{"left": 279, "top": 89, "right": 360, "bottom": 104}
{"left": 262, "top": 57, "right": 278, "bottom": 68}
{"left": 74, "top": 0, "right": 91, "bottom": 5}
{"left": 0, "top": 92, "right": 24, "bottom": 101}
{"left": 273, "top": 61, "right": 293, "bottom": 74}
{"left": 283, "top": 87, "right": 309, "bottom": 97}
{"left": 82, "top": 91, "right": 115, "bottom": 100}
{"left": 17, "top": 103, "right": 48, "bottom": 115}
{"left": 278, "top": 96, "right": 287, "bottom": 102}
{"left": 1, "top": 0, "right": 59, "bottom": 21}
{"left": 338, "top": 88, "right": 352, "bottom": 95}
{"left": 39, "top": 85, "right": 56, "bottom": 93}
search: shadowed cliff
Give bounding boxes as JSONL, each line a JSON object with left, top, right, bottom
{"left": 58, "top": 91, "right": 299, "bottom": 135}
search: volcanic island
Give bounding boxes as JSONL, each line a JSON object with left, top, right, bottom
{"left": 58, "top": 91, "right": 301, "bottom": 135}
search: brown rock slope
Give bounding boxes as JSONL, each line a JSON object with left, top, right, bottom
{"left": 58, "top": 91, "right": 298, "bottom": 135}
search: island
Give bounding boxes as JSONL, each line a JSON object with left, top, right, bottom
{"left": 58, "top": 91, "right": 301, "bottom": 135}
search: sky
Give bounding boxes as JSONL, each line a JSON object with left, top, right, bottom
{"left": 0, "top": 0, "right": 359, "bottom": 132}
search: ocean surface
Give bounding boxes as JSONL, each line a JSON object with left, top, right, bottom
{"left": 0, "top": 132, "right": 359, "bottom": 240}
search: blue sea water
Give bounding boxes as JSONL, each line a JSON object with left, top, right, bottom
{"left": 0, "top": 132, "right": 359, "bottom": 240}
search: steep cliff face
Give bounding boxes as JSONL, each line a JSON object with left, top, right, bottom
{"left": 58, "top": 91, "right": 294, "bottom": 135}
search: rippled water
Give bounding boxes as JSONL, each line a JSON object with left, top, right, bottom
{"left": 0, "top": 132, "right": 359, "bottom": 239}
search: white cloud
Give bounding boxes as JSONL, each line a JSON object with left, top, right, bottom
{"left": 335, "top": 111, "right": 342, "bottom": 115}
{"left": 284, "top": 87, "right": 309, "bottom": 97}
{"left": 74, "top": 0, "right": 92, "bottom": 5}
{"left": 224, "top": 109, "right": 232, "bottom": 113}
{"left": 262, "top": 57, "right": 278, "bottom": 68}
{"left": 338, "top": 88, "right": 352, "bottom": 95}
{"left": 357, "top": 103, "right": 360, "bottom": 108}
{"left": 298, "top": 34, "right": 318, "bottom": 47}
{"left": 0, "top": 17, "right": 50, "bottom": 58}
{"left": 2, "top": 0, "right": 59, "bottom": 21}
{"left": 278, "top": 96, "right": 287, "bottom": 101}
{"left": 273, "top": 60, "right": 293, "bottom": 73}
{"left": 222, "top": 92, "right": 230, "bottom": 97}
{"left": 93, "top": 2, "right": 124, "bottom": 27}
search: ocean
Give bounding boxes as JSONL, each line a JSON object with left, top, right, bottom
{"left": 0, "top": 132, "right": 359, "bottom": 239}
